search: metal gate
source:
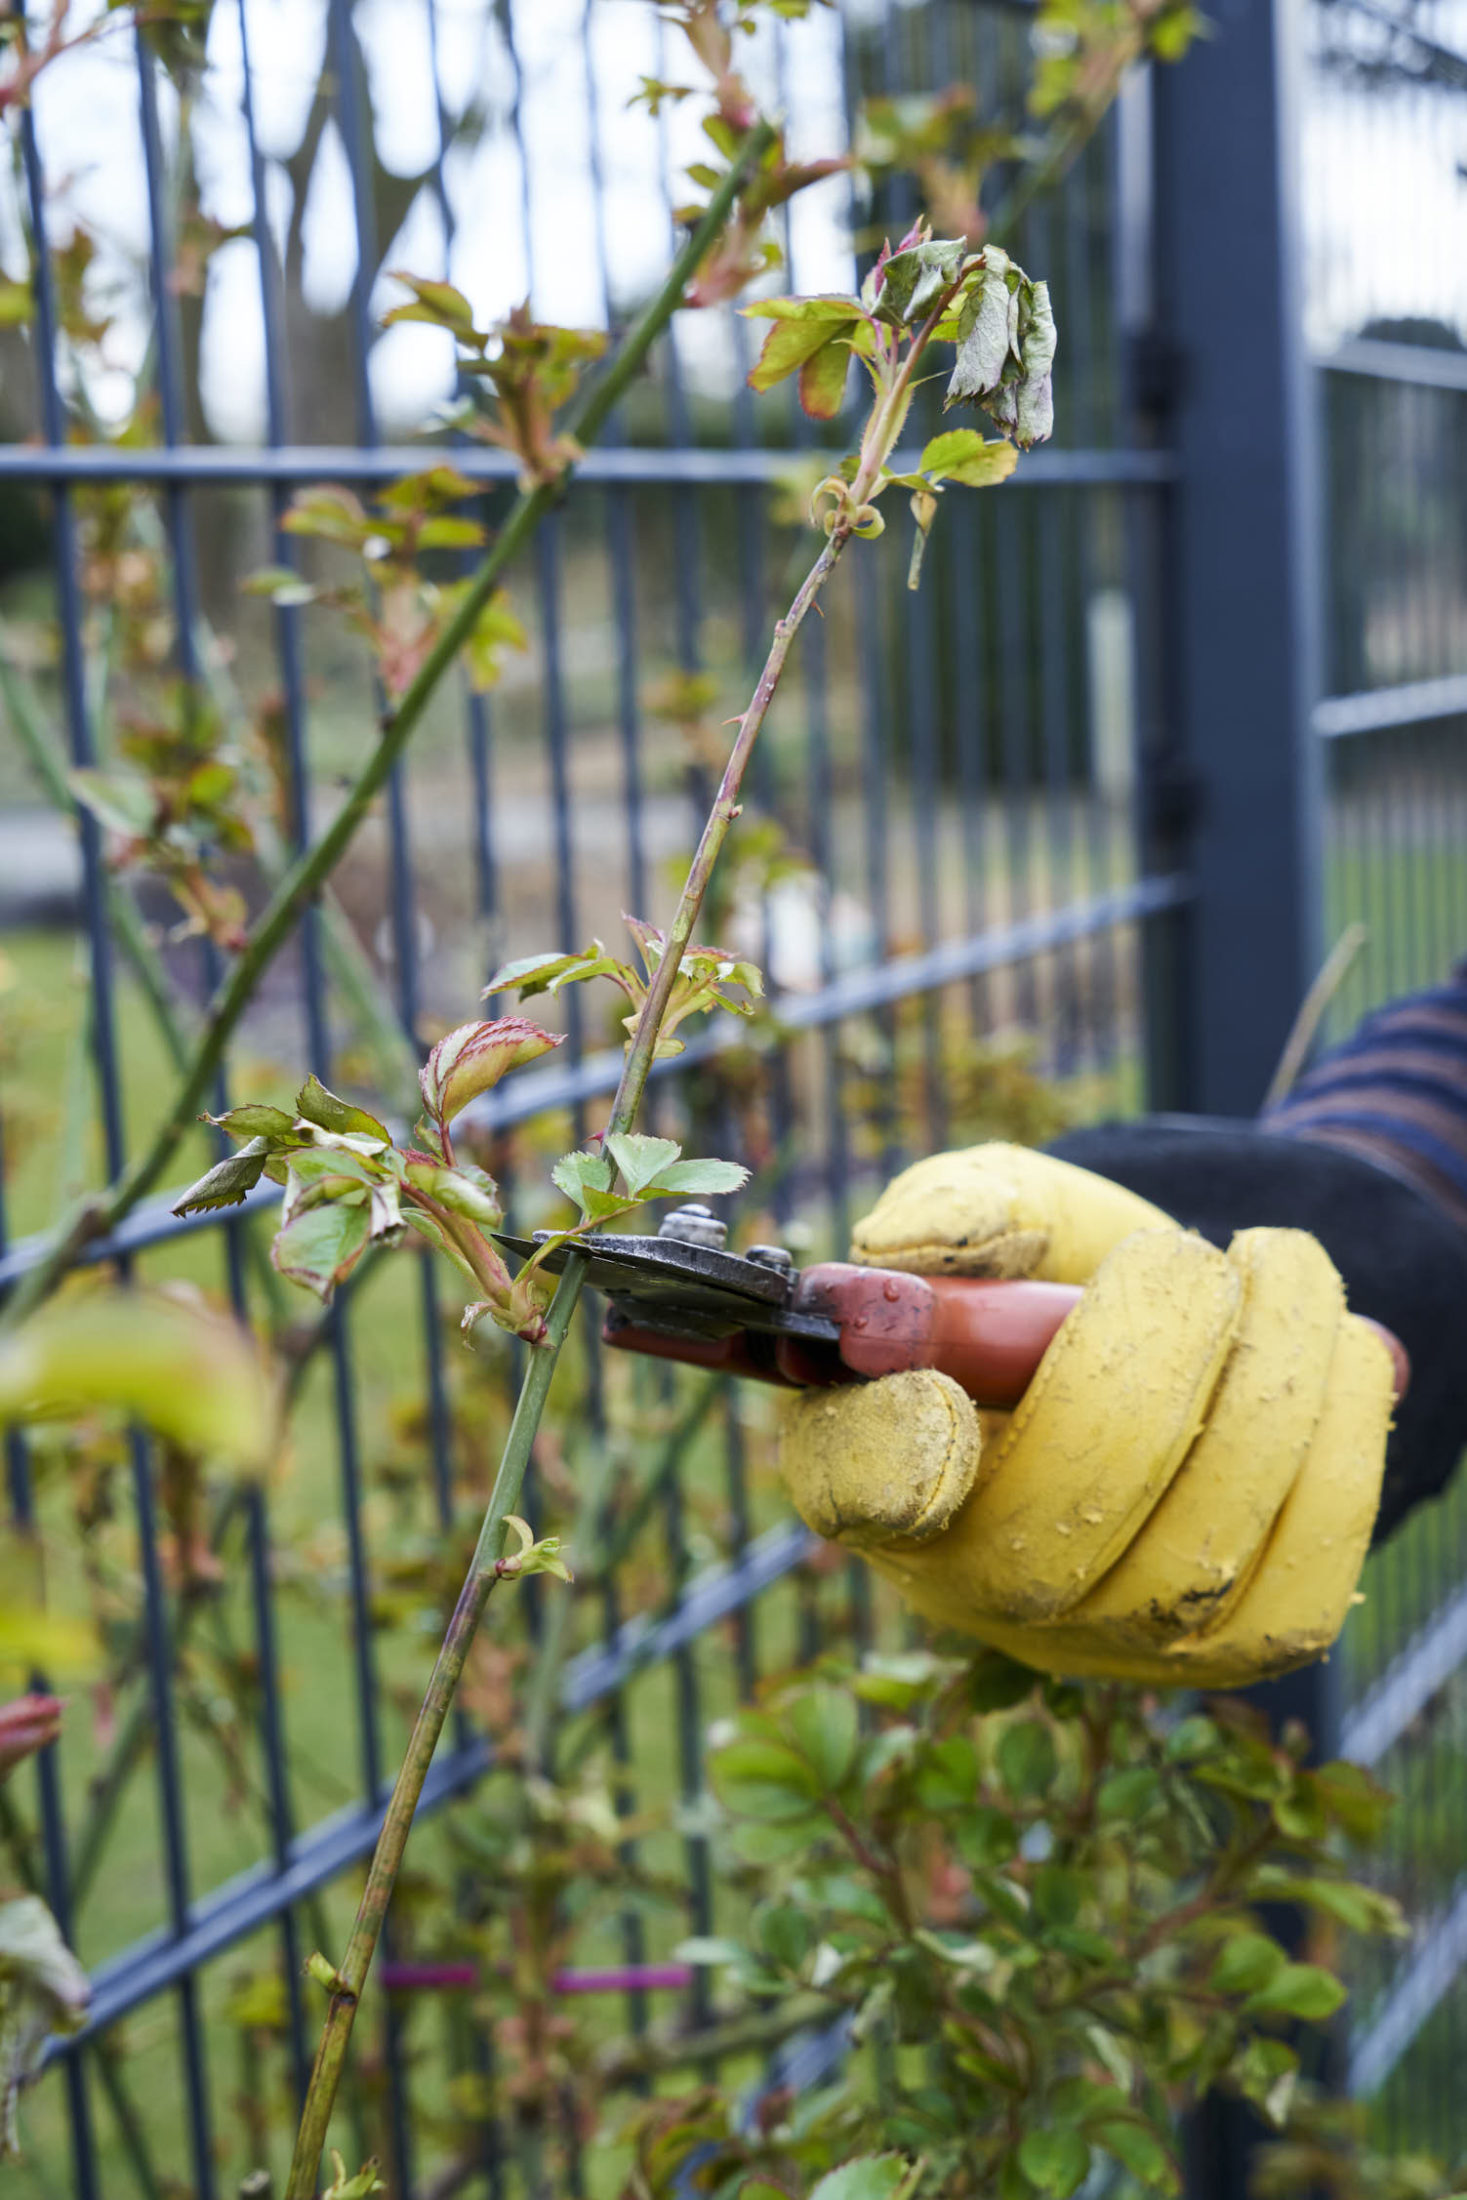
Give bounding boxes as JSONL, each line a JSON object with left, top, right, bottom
{"left": 0, "top": 0, "right": 1461, "bottom": 2191}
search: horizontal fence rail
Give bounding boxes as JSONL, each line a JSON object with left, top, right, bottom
{"left": 0, "top": 442, "right": 1175, "bottom": 490}
{"left": 1313, "top": 672, "right": 1467, "bottom": 739}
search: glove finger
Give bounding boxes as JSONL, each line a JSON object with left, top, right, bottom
{"left": 849, "top": 1141, "right": 1171, "bottom": 1283}
{"left": 1147, "top": 1311, "right": 1393, "bottom": 1686}
{"left": 779, "top": 1369, "right": 982, "bottom": 1553}
{"left": 961, "top": 1310, "right": 1394, "bottom": 1689}
{"left": 1070, "top": 1228, "right": 1344, "bottom": 1650}
{"left": 865, "top": 1228, "right": 1241, "bottom": 1627}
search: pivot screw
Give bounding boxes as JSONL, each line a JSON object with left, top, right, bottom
{"left": 657, "top": 1202, "right": 728, "bottom": 1250}
{"left": 745, "top": 1244, "right": 795, "bottom": 1275}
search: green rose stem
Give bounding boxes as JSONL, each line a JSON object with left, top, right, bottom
{"left": 0, "top": 119, "right": 775, "bottom": 1339}
{"left": 603, "top": 280, "right": 959, "bottom": 1142}
{"left": 280, "top": 1261, "right": 587, "bottom": 2198}
{"left": 283, "top": 280, "right": 972, "bottom": 2192}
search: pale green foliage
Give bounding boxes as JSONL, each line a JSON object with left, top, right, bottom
{"left": 382, "top": 294, "right": 608, "bottom": 490}
{"left": 624, "top": 1650, "right": 1406, "bottom": 2200}
{"left": 943, "top": 245, "right": 1056, "bottom": 444}
{"left": 493, "top": 1515, "right": 573, "bottom": 1585}
{"left": 0, "top": 1554, "right": 96, "bottom": 1686}
{"left": 1027, "top": 0, "right": 1206, "bottom": 123}
{"left": 488, "top": 915, "right": 763, "bottom": 1062}
{"left": 318, "top": 2152, "right": 385, "bottom": 2199}
{"left": 551, "top": 1137, "right": 749, "bottom": 1228}
{"left": 1252, "top": 2092, "right": 1467, "bottom": 2200}
{"left": 0, "top": 1287, "right": 272, "bottom": 1471}
{"left": 168, "top": 963, "right": 760, "bottom": 1345}
{"left": 742, "top": 226, "right": 1051, "bottom": 589}
{"left": 853, "top": 0, "right": 1204, "bottom": 251}
{"left": 171, "top": 1045, "right": 560, "bottom": 1334}
{"left": 252, "top": 467, "right": 528, "bottom": 700}
{"left": 636, "top": 2, "right": 846, "bottom": 309}
{"left": 743, "top": 234, "right": 1054, "bottom": 446}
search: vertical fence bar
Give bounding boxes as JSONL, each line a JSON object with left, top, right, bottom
{"left": 1158, "top": 0, "right": 1334, "bottom": 2186}
{"left": 1152, "top": 0, "right": 1323, "bottom": 1115}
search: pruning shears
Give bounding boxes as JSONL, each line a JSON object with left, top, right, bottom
{"left": 497, "top": 1203, "right": 1412, "bottom": 1407}
{"left": 499, "top": 1203, "right": 1110, "bottom": 1407}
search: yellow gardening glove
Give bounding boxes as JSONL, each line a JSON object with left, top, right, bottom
{"left": 779, "top": 1144, "right": 1394, "bottom": 1687}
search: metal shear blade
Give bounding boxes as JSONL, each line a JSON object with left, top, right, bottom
{"left": 492, "top": 1230, "right": 836, "bottom": 1342}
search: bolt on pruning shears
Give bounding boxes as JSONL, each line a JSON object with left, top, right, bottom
{"left": 496, "top": 1204, "right": 1412, "bottom": 1409}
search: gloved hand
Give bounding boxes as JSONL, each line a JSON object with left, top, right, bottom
{"left": 778, "top": 1144, "right": 1394, "bottom": 1687}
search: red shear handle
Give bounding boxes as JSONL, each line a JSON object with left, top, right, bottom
{"left": 604, "top": 1265, "right": 1410, "bottom": 1409}
{"left": 787, "top": 1266, "right": 1076, "bottom": 1405}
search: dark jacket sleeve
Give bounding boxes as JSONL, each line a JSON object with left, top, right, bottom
{"left": 1044, "top": 1118, "right": 1467, "bottom": 1543}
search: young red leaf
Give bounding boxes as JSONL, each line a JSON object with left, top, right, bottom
{"left": 419, "top": 1018, "right": 564, "bottom": 1128}
{"left": 0, "top": 1695, "right": 62, "bottom": 1779}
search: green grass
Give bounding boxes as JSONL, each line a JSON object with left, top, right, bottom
{"left": 1323, "top": 836, "right": 1467, "bottom": 1039}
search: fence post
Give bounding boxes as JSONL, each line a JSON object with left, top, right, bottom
{"left": 1149, "top": 13, "right": 1340, "bottom": 2192}
{"left": 1150, "top": 0, "right": 1338, "bottom": 1749}
{"left": 1147, "top": 0, "right": 1325, "bottom": 1121}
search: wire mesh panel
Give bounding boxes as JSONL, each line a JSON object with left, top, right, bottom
{"left": 1301, "top": 0, "right": 1467, "bottom": 2153}
{"left": 0, "top": 2, "right": 1183, "bottom": 2193}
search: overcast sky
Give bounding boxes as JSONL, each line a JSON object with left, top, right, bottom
{"left": 1300, "top": 0, "right": 1467, "bottom": 351}
{"left": 3, "top": 0, "right": 1465, "bottom": 441}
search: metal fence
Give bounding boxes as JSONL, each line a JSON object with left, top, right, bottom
{"left": 0, "top": 0, "right": 1463, "bottom": 2192}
